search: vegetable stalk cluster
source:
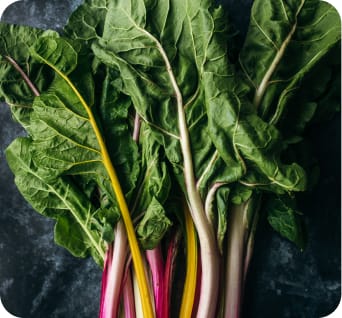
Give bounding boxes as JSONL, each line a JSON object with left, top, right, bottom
{"left": 0, "top": 0, "right": 340, "bottom": 317}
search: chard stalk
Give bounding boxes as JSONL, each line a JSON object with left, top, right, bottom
{"left": 100, "top": 221, "right": 128, "bottom": 318}
{"left": 139, "top": 29, "right": 220, "bottom": 318}
{"left": 224, "top": 196, "right": 261, "bottom": 318}
{"left": 4, "top": 56, "right": 40, "bottom": 97}
{"left": 180, "top": 203, "right": 198, "bottom": 318}
{"left": 146, "top": 246, "right": 164, "bottom": 318}
{"left": 224, "top": 203, "right": 246, "bottom": 318}
{"left": 163, "top": 231, "right": 180, "bottom": 318}
{"left": 123, "top": 268, "right": 136, "bottom": 318}
{"left": 99, "top": 243, "right": 112, "bottom": 317}
{"left": 38, "top": 62, "right": 154, "bottom": 318}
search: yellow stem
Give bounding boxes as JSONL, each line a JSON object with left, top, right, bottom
{"left": 44, "top": 60, "right": 154, "bottom": 318}
{"left": 180, "top": 202, "right": 198, "bottom": 318}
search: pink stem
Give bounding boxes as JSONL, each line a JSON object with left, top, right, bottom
{"left": 99, "top": 220, "right": 128, "bottom": 318}
{"left": 146, "top": 246, "right": 164, "bottom": 318}
{"left": 123, "top": 268, "right": 136, "bottom": 318}
{"left": 162, "top": 233, "right": 180, "bottom": 318}
{"left": 99, "top": 244, "right": 113, "bottom": 317}
{"left": 5, "top": 56, "right": 40, "bottom": 97}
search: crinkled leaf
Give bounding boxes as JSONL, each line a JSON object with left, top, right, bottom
{"left": 91, "top": 0, "right": 243, "bottom": 201}
{"left": 231, "top": 184, "right": 253, "bottom": 205}
{"left": 204, "top": 64, "right": 307, "bottom": 193}
{"left": 5, "top": 137, "right": 106, "bottom": 266}
{"left": 266, "top": 195, "right": 306, "bottom": 249}
{"left": 29, "top": 36, "right": 139, "bottom": 200}
{"left": 0, "top": 23, "right": 58, "bottom": 127}
{"left": 239, "top": 0, "right": 341, "bottom": 121}
{"left": 91, "top": 207, "right": 121, "bottom": 243}
{"left": 64, "top": 0, "right": 109, "bottom": 42}
{"left": 6, "top": 36, "right": 141, "bottom": 265}
{"left": 137, "top": 197, "right": 172, "bottom": 250}
{"left": 130, "top": 123, "right": 171, "bottom": 214}
{"left": 96, "top": 66, "right": 140, "bottom": 199}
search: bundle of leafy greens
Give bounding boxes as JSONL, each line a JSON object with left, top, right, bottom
{"left": 0, "top": 0, "right": 340, "bottom": 317}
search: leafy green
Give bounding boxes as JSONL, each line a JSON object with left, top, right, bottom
{"left": 0, "top": 1, "right": 340, "bottom": 316}
{"left": 64, "top": 0, "right": 109, "bottom": 43}
{"left": 2, "top": 34, "right": 143, "bottom": 265}
{"left": 0, "top": 23, "right": 58, "bottom": 127}
{"left": 137, "top": 197, "right": 172, "bottom": 249}
{"left": 239, "top": 0, "right": 341, "bottom": 122}
{"left": 6, "top": 137, "right": 106, "bottom": 265}
{"left": 266, "top": 195, "right": 306, "bottom": 249}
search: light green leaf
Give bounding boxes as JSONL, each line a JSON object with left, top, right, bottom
{"left": 137, "top": 197, "right": 172, "bottom": 250}
{"left": 0, "top": 23, "right": 58, "bottom": 127}
{"left": 6, "top": 137, "right": 106, "bottom": 266}
{"left": 216, "top": 186, "right": 230, "bottom": 253}
{"left": 130, "top": 122, "right": 171, "bottom": 217}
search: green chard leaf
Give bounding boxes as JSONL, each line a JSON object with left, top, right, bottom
{"left": 90, "top": 0, "right": 243, "bottom": 198}
{"left": 6, "top": 137, "right": 106, "bottom": 266}
{"left": 4, "top": 35, "right": 142, "bottom": 264}
{"left": 239, "top": 0, "right": 341, "bottom": 122}
{"left": 64, "top": 0, "right": 109, "bottom": 43}
{"left": 28, "top": 36, "right": 139, "bottom": 199}
{"left": 202, "top": 8, "right": 307, "bottom": 194}
{"left": 128, "top": 121, "right": 175, "bottom": 249}
{"left": 131, "top": 123, "right": 171, "bottom": 215}
{"left": 0, "top": 23, "right": 58, "bottom": 127}
{"left": 137, "top": 197, "right": 172, "bottom": 250}
{"left": 265, "top": 194, "right": 306, "bottom": 249}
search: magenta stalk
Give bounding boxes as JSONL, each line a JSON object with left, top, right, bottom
{"left": 146, "top": 246, "right": 164, "bottom": 318}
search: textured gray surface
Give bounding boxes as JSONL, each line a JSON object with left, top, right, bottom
{"left": 0, "top": 1, "right": 340, "bottom": 317}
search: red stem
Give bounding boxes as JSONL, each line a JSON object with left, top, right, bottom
{"left": 5, "top": 56, "right": 40, "bottom": 97}
{"left": 162, "top": 232, "right": 180, "bottom": 318}
{"left": 123, "top": 268, "right": 136, "bottom": 318}
{"left": 99, "top": 244, "right": 113, "bottom": 317}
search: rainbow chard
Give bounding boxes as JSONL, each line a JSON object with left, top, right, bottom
{"left": 90, "top": 1, "right": 242, "bottom": 316}
{"left": 0, "top": 0, "right": 340, "bottom": 317}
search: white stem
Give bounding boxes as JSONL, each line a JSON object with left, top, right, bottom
{"left": 136, "top": 24, "right": 220, "bottom": 318}
{"left": 224, "top": 203, "right": 248, "bottom": 318}
{"left": 103, "top": 221, "right": 128, "bottom": 317}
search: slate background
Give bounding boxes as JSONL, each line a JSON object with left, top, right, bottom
{"left": 0, "top": 1, "right": 340, "bottom": 317}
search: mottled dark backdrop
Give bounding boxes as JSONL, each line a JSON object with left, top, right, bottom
{"left": 0, "top": 1, "right": 340, "bottom": 317}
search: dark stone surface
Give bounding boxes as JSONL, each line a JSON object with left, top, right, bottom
{"left": 0, "top": 1, "right": 340, "bottom": 317}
